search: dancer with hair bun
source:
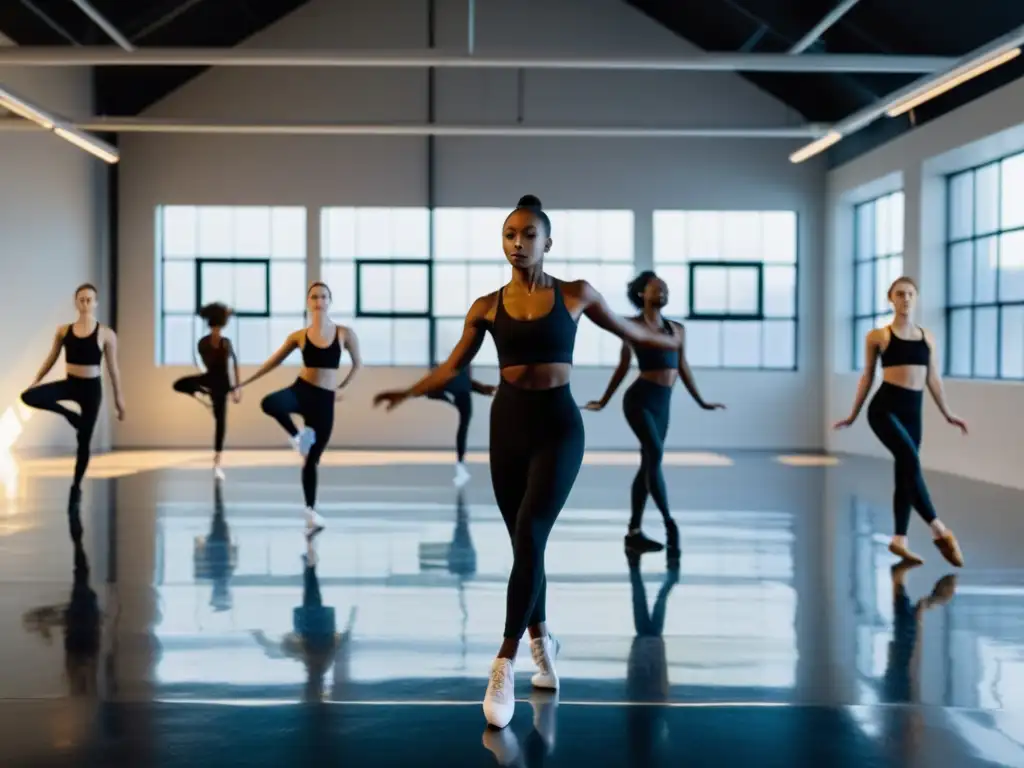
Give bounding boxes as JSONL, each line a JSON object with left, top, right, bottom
{"left": 834, "top": 276, "right": 965, "bottom": 568}
{"left": 584, "top": 271, "right": 724, "bottom": 562}
{"left": 172, "top": 302, "right": 240, "bottom": 480}
{"left": 237, "top": 282, "right": 362, "bottom": 538}
{"left": 374, "top": 195, "right": 682, "bottom": 729}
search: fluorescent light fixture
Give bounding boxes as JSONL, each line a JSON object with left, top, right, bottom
{"left": 789, "top": 130, "right": 841, "bottom": 163}
{"left": 886, "top": 46, "right": 1021, "bottom": 117}
{"left": 53, "top": 126, "right": 119, "bottom": 163}
{"left": 0, "top": 88, "right": 54, "bottom": 129}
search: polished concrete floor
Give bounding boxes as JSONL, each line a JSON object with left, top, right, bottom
{"left": 2, "top": 448, "right": 1024, "bottom": 766}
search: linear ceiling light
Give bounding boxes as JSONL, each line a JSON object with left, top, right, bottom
{"left": 788, "top": 130, "right": 841, "bottom": 163}
{"left": 0, "top": 88, "right": 54, "bottom": 129}
{"left": 0, "top": 84, "right": 118, "bottom": 163}
{"left": 886, "top": 46, "right": 1021, "bottom": 117}
{"left": 53, "top": 126, "right": 119, "bottom": 163}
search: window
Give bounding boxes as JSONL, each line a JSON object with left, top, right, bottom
{"left": 852, "top": 191, "right": 904, "bottom": 370}
{"left": 653, "top": 211, "right": 797, "bottom": 369}
{"left": 321, "top": 207, "right": 431, "bottom": 366}
{"left": 946, "top": 154, "right": 1024, "bottom": 380}
{"left": 433, "top": 208, "right": 635, "bottom": 367}
{"left": 157, "top": 206, "right": 306, "bottom": 366}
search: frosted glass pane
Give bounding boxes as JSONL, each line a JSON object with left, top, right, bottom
{"left": 727, "top": 268, "right": 759, "bottom": 314}
{"left": 874, "top": 195, "right": 891, "bottom": 256}
{"left": 270, "top": 262, "right": 306, "bottom": 314}
{"left": 270, "top": 316, "right": 304, "bottom": 366}
{"left": 197, "top": 207, "right": 233, "bottom": 256}
{"left": 233, "top": 207, "right": 271, "bottom": 257}
{"left": 853, "top": 319, "right": 873, "bottom": 370}
{"left": 947, "top": 242, "right": 972, "bottom": 306}
{"left": 599, "top": 263, "right": 635, "bottom": 315}
{"left": 433, "top": 319, "right": 464, "bottom": 362}
{"left": 1001, "top": 306, "right": 1024, "bottom": 379}
{"left": 762, "top": 320, "right": 795, "bottom": 369}
{"left": 973, "top": 306, "right": 998, "bottom": 378}
{"left": 392, "top": 264, "right": 429, "bottom": 313}
{"left": 200, "top": 263, "right": 233, "bottom": 307}
{"left": 321, "top": 263, "right": 355, "bottom": 315}
{"left": 271, "top": 207, "right": 305, "bottom": 260}
{"left": 855, "top": 261, "right": 874, "bottom": 316}
{"left": 433, "top": 208, "right": 469, "bottom": 260}
{"left": 355, "top": 318, "right": 392, "bottom": 365}
{"left": 999, "top": 230, "right": 1024, "bottom": 301}
{"left": 653, "top": 211, "right": 686, "bottom": 265}
{"left": 599, "top": 329, "right": 625, "bottom": 366}
{"left": 693, "top": 267, "right": 728, "bottom": 314}
{"left": 322, "top": 208, "right": 355, "bottom": 260}
{"left": 887, "top": 192, "right": 904, "bottom": 255}
{"left": 855, "top": 204, "right": 874, "bottom": 261}
{"left": 391, "top": 208, "right": 429, "bottom": 259}
{"left": 683, "top": 320, "right": 721, "bottom": 367}
{"left": 360, "top": 265, "right": 393, "bottom": 313}
{"left": 470, "top": 209, "right": 504, "bottom": 261}
{"left": 163, "top": 315, "right": 195, "bottom": 365}
{"left": 762, "top": 212, "right": 796, "bottom": 264}
{"left": 975, "top": 163, "right": 999, "bottom": 234}
{"left": 948, "top": 172, "right": 974, "bottom": 240}
{"left": 392, "top": 319, "right": 429, "bottom": 365}
{"left": 658, "top": 265, "right": 688, "bottom": 316}
{"left": 946, "top": 309, "right": 971, "bottom": 376}
{"left": 469, "top": 264, "right": 504, "bottom": 302}
{"left": 763, "top": 266, "right": 796, "bottom": 318}
{"left": 573, "top": 316, "right": 601, "bottom": 365}
{"left": 974, "top": 236, "right": 998, "bottom": 303}
{"left": 874, "top": 258, "right": 891, "bottom": 314}
{"left": 564, "top": 211, "right": 600, "bottom": 261}
{"left": 233, "top": 263, "right": 268, "bottom": 314}
{"left": 236, "top": 318, "right": 270, "bottom": 365}
{"left": 163, "top": 261, "right": 195, "bottom": 313}
{"left": 1000, "top": 152, "right": 1024, "bottom": 230}
{"left": 596, "top": 210, "right": 633, "bottom": 262}
{"left": 721, "top": 212, "right": 762, "bottom": 261}
{"left": 434, "top": 264, "right": 469, "bottom": 316}
{"left": 686, "top": 212, "right": 722, "bottom": 259}
{"left": 355, "top": 208, "right": 392, "bottom": 257}
{"left": 162, "top": 206, "right": 197, "bottom": 258}
{"left": 722, "top": 321, "right": 761, "bottom": 367}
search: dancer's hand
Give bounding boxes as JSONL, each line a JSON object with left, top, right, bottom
{"left": 231, "top": 389, "right": 242, "bottom": 404}
{"left": 701, "top": 402, "right": 726, "bottom": 411}
{"left": 373, "top": 390, "right": 408, "bottom": 411}
{"left": 115, "top": 398, "right": 126, "bottom": 421}
{"left": 833, "top": 416, "right": 855, "bottom": 430}
{"left": 946, "top": 414, "right": 968, "bottom": 435}
{"left": 481, "top": 385, "right": 497, "bottom": 396}
{"left": 582, "top": 400, "right": 605, "bottom": 411}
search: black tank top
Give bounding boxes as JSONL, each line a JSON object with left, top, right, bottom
{"left": 633, "top": 317, "right": 679, "bottom": 371}
{"left": 880, "top": 326, "right": 930, "bottom": 368}
{"left": 198, "top": 335, "right": 231, "bottom": 380}
{"left": 302, "top": 327, "right": 342, "bottom": 369}
{"left": 490, "top": 281, "right": 577, "bottom": 368}
{"left": 63, "top": 322, "right": 102, "bottom": 366}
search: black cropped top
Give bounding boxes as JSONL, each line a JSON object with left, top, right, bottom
{"left": 634, "top": 318, "right": 679, "bottom": 371}
{"left": 880, "top": 326, "right": 930, "bottom": 368}
{"left": 63, "top": 322, "right": 102, "bottom": 366}
{"left": 302, "top": 328, "right": 342, "bottom": 369}
{"left": 490, "top": 281, "right": 577, "bottom": 368}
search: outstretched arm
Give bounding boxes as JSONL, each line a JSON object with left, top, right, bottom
{"left": 675, "top": 324, "right": 724, "bottom": 410}
{"left": 925, "top": 330, "right": 967, "bottom": 434}
{"left": 374, "top": 296, "right": 491, "bottom": 410}
{"left": 103, "top": 330, "right": 126, "bottom": 420}
{"left": 237, "top": 332, "right": 299, "bottom": 388}
{"left": 31, "top": 326, "right": 67, "bottom": 386}
{"left": 337, "top": 327, "right": 363, "bottom": 390}
{"left": 835, "top": 331, "right": 880, "bottom": 428}
{"left": 577, "top": 281, "right": 679, "bottom": 350}
{"left": 584, "top": 342, "right": 631, "bottom": 411}
{"left": 467, "top": 365, "right": 496, "bottom": 396}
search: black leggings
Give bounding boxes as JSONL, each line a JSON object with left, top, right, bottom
{"left": 867, "top": 382, "right": 938, "bottom": 537}
{"left": 426, "top": 389, "right": 472, "bottom": 462}
{"left": 623, "top": 379, "right": 676, "bottom": 536}
{"left": 21, "top": 375, "right": 102, "bottom": 488}
{"left": 489, "top": 382, "right": 585, "bottom": 640}
{"left": 173, "top": 373, "right": 229, "bottom": 453}
{"left": 261, "top": 378, "right": 335, "bottom": 508}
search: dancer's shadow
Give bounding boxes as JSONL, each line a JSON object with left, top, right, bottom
{"left": 252, "top": 541, "right": 357, "bottom": 702}
{"left": 193, "top": 479, "right": 238, "bottom": 613}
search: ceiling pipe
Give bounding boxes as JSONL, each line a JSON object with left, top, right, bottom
{"left": 0, "top": 116, "right": 826, "bottom": 139}
{"left": 789, "top": 0, "right": 862, "bottom": 54}
{"left": 0, "top": 84, "right": 119, "bottom": 162}
{"left": 467, "top": 0, "right": 475, "bottom": 55}
{"left": 67, "top": 0, "right": 134, "bottom": 51}
{"left": 0, "top": 47, "right": 954, "bottom": 73}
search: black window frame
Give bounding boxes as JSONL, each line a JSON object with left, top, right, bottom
{"left": 354, "top": 258, "right": 431, "bottom": 319}
{"left": 686, "top": 261, "right": 765, "bottom": 321}
{"left": 194, "top": 257, "right": 271, "bottom": 318}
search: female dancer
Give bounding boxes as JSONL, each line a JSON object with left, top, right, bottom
{"left": 425, "top": 363, "right": 496, "bottom": 485}
{"left": 584, "top": 271, "right": 724, "bottom": 561}
{"left": 834, "top": 276, "right": 965, "bottom": 567}
{"left": 172, "top": 302, "right": 240, "bottom": 480}
{"left": 373, "top": 194, "right": 680, "bottom": 729}
{"left": 21, "top": 283, "right": 125, "bottom": 506}
{"left": 236, "top": 282, "right": 362, "bottom": 537}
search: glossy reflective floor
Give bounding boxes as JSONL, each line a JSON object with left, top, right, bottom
{"left": 3, "top": 449, "right": 1024, "bottom": 766}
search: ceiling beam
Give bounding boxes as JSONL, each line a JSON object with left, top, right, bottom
{"left": 789, "top": 0, "right": 862, "bottom": 54}
{"left": 67, "top": 0, "right": 134, "bottom": 50}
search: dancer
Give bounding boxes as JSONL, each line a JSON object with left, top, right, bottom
{"left": 236, "top": 282, "right": 362, "bottom": 538}
{"left": 373, "top": 194, "right": 680, "bottom": 728}
{"left": 172, "top": 302, "right": 240, "bottom": 480}
{"left": 425, "top": 364, "right": 496, "bottom": 485}
{"left": 584, "top": 271, "right": 724, "bottom": 560}
{"left": 21, "top": 283, "right": 125, "bottom": 506}
{"left": 834, "top": 276, "right": 965, "bottom": 567}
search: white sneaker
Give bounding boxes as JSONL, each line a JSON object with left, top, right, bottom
{"left": 290, "top": 427, "right": 316, "bottom": 458}
{"left": 305, "top": 508, "right": 325, "bottom": 539}
{"left": 454, "top": 462, "right": 470, "bottom": 486}
{"left": 483, "top": 657, "right": 515, "bottom": 728}
{"left": 530, "top": 634, "right": 560, "bottom": 690}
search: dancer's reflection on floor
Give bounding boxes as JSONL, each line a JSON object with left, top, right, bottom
{"left": 193, "top": 478, "right": 237, "bottom": 612}
{"left": 482, "top": 690, "right": 559, "bottom": 767}
{"left": 252, "top": 541, "right": 357, "bottom": 701}
{"left": 625, "top": 550, "right": 679, "bottom": 766}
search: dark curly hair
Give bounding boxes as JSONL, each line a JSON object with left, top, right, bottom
{"left": 198, "top": 302, "right": 231, "bottom": 329}
{"left": 627, "top": 270, "right": 660, "bottom": 310}
{"left": 507, "top": 194, "right": 551, "bottom": 237}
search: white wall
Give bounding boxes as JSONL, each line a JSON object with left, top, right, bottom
{"left": 0, "top": 63, "right": 110, "bottom": 454}
{"left": 117, "top": 0, "right": 826, "bottom": 451}
{"left": 825, "top": 76, "right": 1024, "bottom": 489}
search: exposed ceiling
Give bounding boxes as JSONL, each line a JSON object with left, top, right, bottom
{"left": 1, "top": 0, "right": 1023, "bottom": 166}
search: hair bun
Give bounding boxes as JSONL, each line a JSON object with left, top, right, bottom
{"left": 517, "top": 194, "right": 543, "bottom": 210}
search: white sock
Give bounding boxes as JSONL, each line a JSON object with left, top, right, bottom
{"left": 929, "top": 519, "right": 948, "bottom": 538}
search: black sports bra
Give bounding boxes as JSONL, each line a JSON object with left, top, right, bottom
{"left": 198, "top": 335, "right": 231, "bottom": 380}
{"left": 633, "top": 318, "right": 679, "bottom": 371}
{"left": 301, "top": 327, "right": 342, "bottom": 369}
{"left": 880, "top": 326, "right": 930, "bottom": 368}
{"left": 490, "top": 281, "right": 577, "bottom": 368}
{"left": 63, "top": 322, "right": 102, "bottom": 366}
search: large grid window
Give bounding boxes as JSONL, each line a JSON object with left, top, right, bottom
{"left": 946, "top": 154, "right": 1024, "bottom": 380}
{"left": 852, "top": 191, "right": 904, "bottom": 370}
{"left": 653, "top": 211, "right": 797, "bottom": 369}
{"left": 321, "top": 207, "right": 431, "bottom": 366}
{"left": 433, "top": 208, "right": 634, "bottom": 367}
{"left": 158, "top": 206, "right": 306, "bottom": 366}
